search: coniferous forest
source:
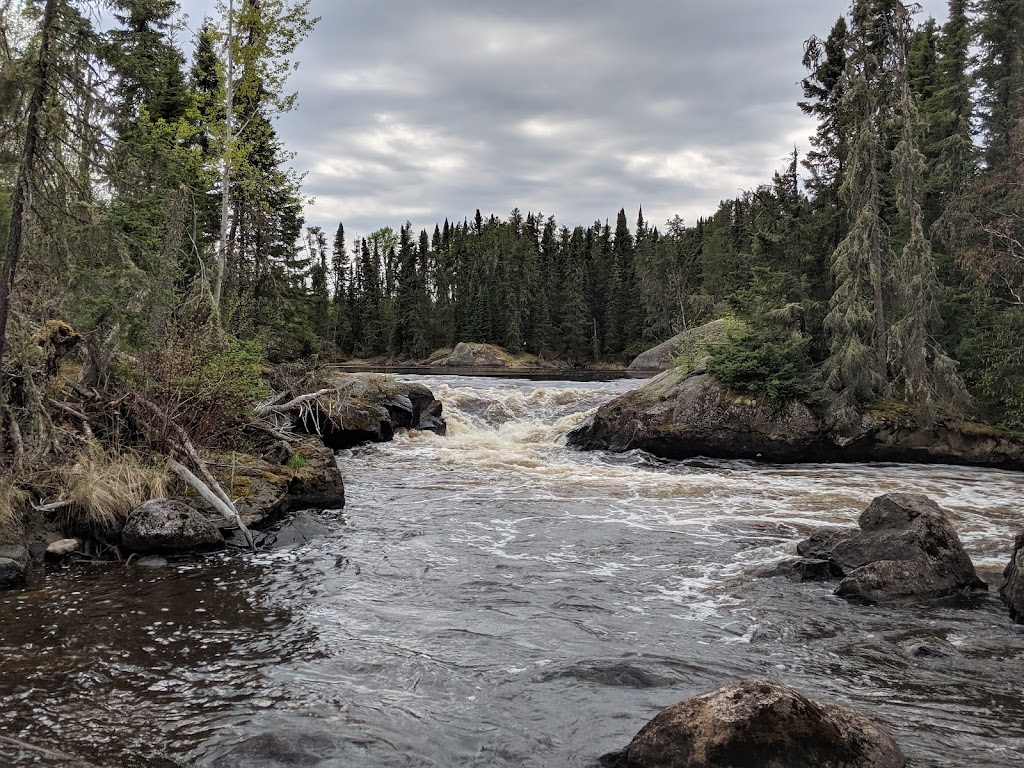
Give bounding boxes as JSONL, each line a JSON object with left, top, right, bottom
{"left": 1, "top": 0, "right": 1024, "bottom": 485}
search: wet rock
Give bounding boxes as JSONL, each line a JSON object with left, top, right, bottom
{"left": 284, "top": 373, "right": 446, "bottom": 449}
{"left": 627, "top": 319, "right": 728, "bottom": 372}
{"left": 122, "top": 499, "right": 224, "bottom": 555}
{"left": 257, "top": 512, "right": 333, "bottom": 548}
{"left": 570, "top": 360, "right": 1024, "bottom": 470}
{"left": 0, "top": 544, "right": 29, "bottom": 590}
{"left": 44, "top": 538, "right": 81, "bottom": 561}
{"left": 761, "top": 557, "right": 843, "bottom": 582}
{"left": 797, "top": 494, "right": 987, "bottom": 603}
{"left": 569, "top": 368, "right": 821, "bottom": 461}
{"left": 1000, "top": 532, "right": 1024, "bottom": 624}
{"left": 599, "top": 679, "right": 906, "bottom": 768}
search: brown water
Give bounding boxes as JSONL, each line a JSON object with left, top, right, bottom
{"left": 1, "top": 375, "right": 1023, "bottom": 767}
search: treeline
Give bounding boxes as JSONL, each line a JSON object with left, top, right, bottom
{"left": 312, "top": 0, "right": 1024, "bottom": 430}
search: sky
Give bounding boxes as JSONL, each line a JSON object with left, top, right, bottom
{"left": 176, "top": 0, "right": 950, "bottom": 243}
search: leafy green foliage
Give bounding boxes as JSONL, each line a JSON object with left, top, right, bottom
{"left": 705, "top": 319, "right": 820, "bottom": 404}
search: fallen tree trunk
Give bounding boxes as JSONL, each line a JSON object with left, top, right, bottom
{"left": 168, "top": 459, "right": 253, "bottom": 549}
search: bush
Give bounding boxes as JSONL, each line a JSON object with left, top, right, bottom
{"left": 705, "top": 318, "right": 820, "bottom": 404}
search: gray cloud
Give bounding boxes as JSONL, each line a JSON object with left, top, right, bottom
{"left": 178, "top": 0, "right": 949, "bottom": 241}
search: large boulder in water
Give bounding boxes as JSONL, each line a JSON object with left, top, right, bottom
{"left": 1001, "top": 533, "right": 1024, "bottom": 623}
{"left": 122, "top": 499, "right": 224, "bottom": 555}
{"left": 569, "top": 367, "right": 821, "bottom": 461}
{"left": 627, "top": 319, "right": 728, "bottom": 372}
{"left": 0, "top": 543, "right": 29, "bottom": 590}
{"left": 795, "top": 493, "right": 986, "bottom": 603}
{"left": 569, "top": 366, "right": 1024, "bottom": 470}
{"left": 599, "top": 679, "right": 906, "bottom": 768}
{"left": 435, "top": 342, "right": 513, "bottom": 368}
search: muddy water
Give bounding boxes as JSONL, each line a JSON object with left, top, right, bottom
{"left": 1, "top": 375, "right": 1023, "bottom": 767}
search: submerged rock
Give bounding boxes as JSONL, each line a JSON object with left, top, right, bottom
{"left": 599, "top": 679, "right": 906, "bottom": 768}
{"left": 1001, "top": 532, "right": 1024, "bottom": 624}
{"left": 796, "top": 493, "right": 986, "bottom": 603}
{"left": 122, "top": 499, "right": 224, "bottom": 555}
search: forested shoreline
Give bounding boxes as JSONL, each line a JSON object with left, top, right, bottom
{"left": 1, "top": 0, "right": 1023, "bottom": 538}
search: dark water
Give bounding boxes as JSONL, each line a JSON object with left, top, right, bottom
{"left": 2, "top": 376, "right": 1023, "bottom": 767}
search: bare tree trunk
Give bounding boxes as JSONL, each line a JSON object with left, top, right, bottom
{"left": 0, "top": 0, "right": 57, "bottom": 383}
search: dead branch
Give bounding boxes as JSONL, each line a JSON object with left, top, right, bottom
{"left": 254, "top": 387, "right": 336, "bottom": 417}
{"left": 0, "top": 734, "right": 103, "bottom": 768}
{"left": 167, "top": 459, "right": 253, "bottom": 549}
{"left": 47, "top": 398, "right": 94, "bottom": 441}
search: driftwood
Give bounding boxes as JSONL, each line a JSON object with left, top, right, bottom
{"left": 167, "top": 459, "right": 253, "bottom": 548}
{"left": 0, "top": 734, "right": 103, "bottom": 768}
{"left": 255, "top": 387, "right": 336, "bottom": 417}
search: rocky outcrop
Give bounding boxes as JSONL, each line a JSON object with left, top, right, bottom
{"left": 434, "top": 342, "right": 514, "bottom": 368}
{"left": 122, "top": 499, "right": 225, "bottom": 555}
{"left": 282, "top": 373, "right": 446, "bottom": 449}
{"left": 570, "top": 368, "right": 821, "bottom": 461}
{"left": 599, "top": 679, "right": 906, "bottom": 768}
{"left": 627, "top": 319, "right": 728, "bottom": 372}
{"left": 1001, "top": 533, "right": 1024, "bottom": 623}
{"left": 569, "top": 368, "right": 1024, "bottom": 471}
{"left": 791, "top": 494, "right": 987, "bottom": 603}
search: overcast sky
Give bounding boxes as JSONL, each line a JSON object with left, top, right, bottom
{"left": 176, "top": 0, "right": 949, "bottom": 243}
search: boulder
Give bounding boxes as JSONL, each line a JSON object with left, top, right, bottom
{"left": 286, "top": 374, "right": 446, "bottom": 450}
{"left": 122, "top": 499, "right": 224, "bottom": 555}
{"left": 1001, "top": 532, "right": 1024, "bottom": 623}
{"left": 436, "top": 342, "right": 513, "bottom": 368}
{"left": 213, "top": 440, "right": 346, "bottom": 529}
{"left": 570, "top": 366, "right": 1024, "bottom": 471}
{"left": 569, "top": 368, "right": 821, "bottom": 461}
{"left": 627, "top": 319, "right": 728, "bottom": 372}
{"left": 599, "top": 679, "right": 906, "bottom": 768}
{"left": 796, "top": 494, "right": 987, "bottom": 603}
{"left": 0, "top": 544, "right": 29, "bottom": 590}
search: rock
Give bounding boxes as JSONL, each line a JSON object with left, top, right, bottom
{"left": 1000, "top": 532, "right": 1024, "bottom": 624}
{"left": 796, "top": 494, "right": 987, "bottom": 603}
{"left": 570, "top": 359, "right": 1024, "bottom": 471}
{"left": 257, "top": 512, "right": 333, "bottom": 548}
{"left": 287, "top": 373, "right": 446, "bottom": 449}
{"left": 627, "top": 319, "right": 728, "bottom": 372}
{"left": 45, "top": 538, "right": 81, "bottom": 561}
{"left": 599, "top": 679, "right": 906, "bottom": 768}
{"left": 261, "top": 440, "right": 294, "bottom": 465}
{"left": 569, "top": 368, "right": 821, "bottom": 461}
{"left": 436, "top": 342, "right": 513, "bottom": 368}
{"left": 122, "top": 499, "right": 225, "bottom": 555}
{"left": 0, "top": 544, "right": 29, "bottom": 590}
{"left": 761, "top": 557, "right": 844, "bottom": 582}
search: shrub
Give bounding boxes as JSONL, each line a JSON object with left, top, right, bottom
{"left": 705, "top": 318, "right": 820, "bottom": 405}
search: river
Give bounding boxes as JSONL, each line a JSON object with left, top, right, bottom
{"left": 1, "top": 375, "right": 1022, "bottom": 767}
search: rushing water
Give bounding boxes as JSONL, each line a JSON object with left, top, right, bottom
{"left": 2, "top": 375, "right": 1023, "bottom": 767}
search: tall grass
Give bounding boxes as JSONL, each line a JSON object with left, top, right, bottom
{"left": 59, "top": 447, "right": 168, "bottom": 534}
{"left": 0, "top": 481, "right": 28, "bottom": 539}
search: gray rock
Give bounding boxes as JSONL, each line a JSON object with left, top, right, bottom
{"left": 797, "top": 494, "right": 987, "bottom": 603}
{"left": 627, "top": 319, "right": 728, "bottom": 372}
{"left": 1000, "top": 532, "right": 1024, "bottom": 624}
{"left": 122, "top": 499, "right": 224, "bottom": 555}
{"left": 45, "top": 538, "right": 81, "bottom": 560}
{"left": 599, "top": 679, "right": 906, "bottom": 768}
{"left": 0, "top": 544, "right": 29, "bottom": 590}
{"left": 259, "top": 512, "right": 333, "bottom": 548}
{"left": 436, "top": 342, "right": 510, "bottom": 367}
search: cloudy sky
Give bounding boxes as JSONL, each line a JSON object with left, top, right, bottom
{"left": 177, "top": 0, "right": 949, "bottom": 242}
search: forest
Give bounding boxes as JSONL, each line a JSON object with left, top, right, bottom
{"left": 1, "top": 0, "right": 1023, "bottom": 496}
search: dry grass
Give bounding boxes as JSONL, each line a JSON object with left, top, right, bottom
{"left": 0, "top": 481, "right": 29, "bottom": 540}
{"left": 59, "top": 447, "right": 169, "bottom": 534}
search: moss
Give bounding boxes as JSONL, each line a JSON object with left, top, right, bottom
{"left": 286, "top": 454, "right": 309, "bottom": 469}
{"left": 948, "top": 420, "right": 1006, "bottom": 439}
